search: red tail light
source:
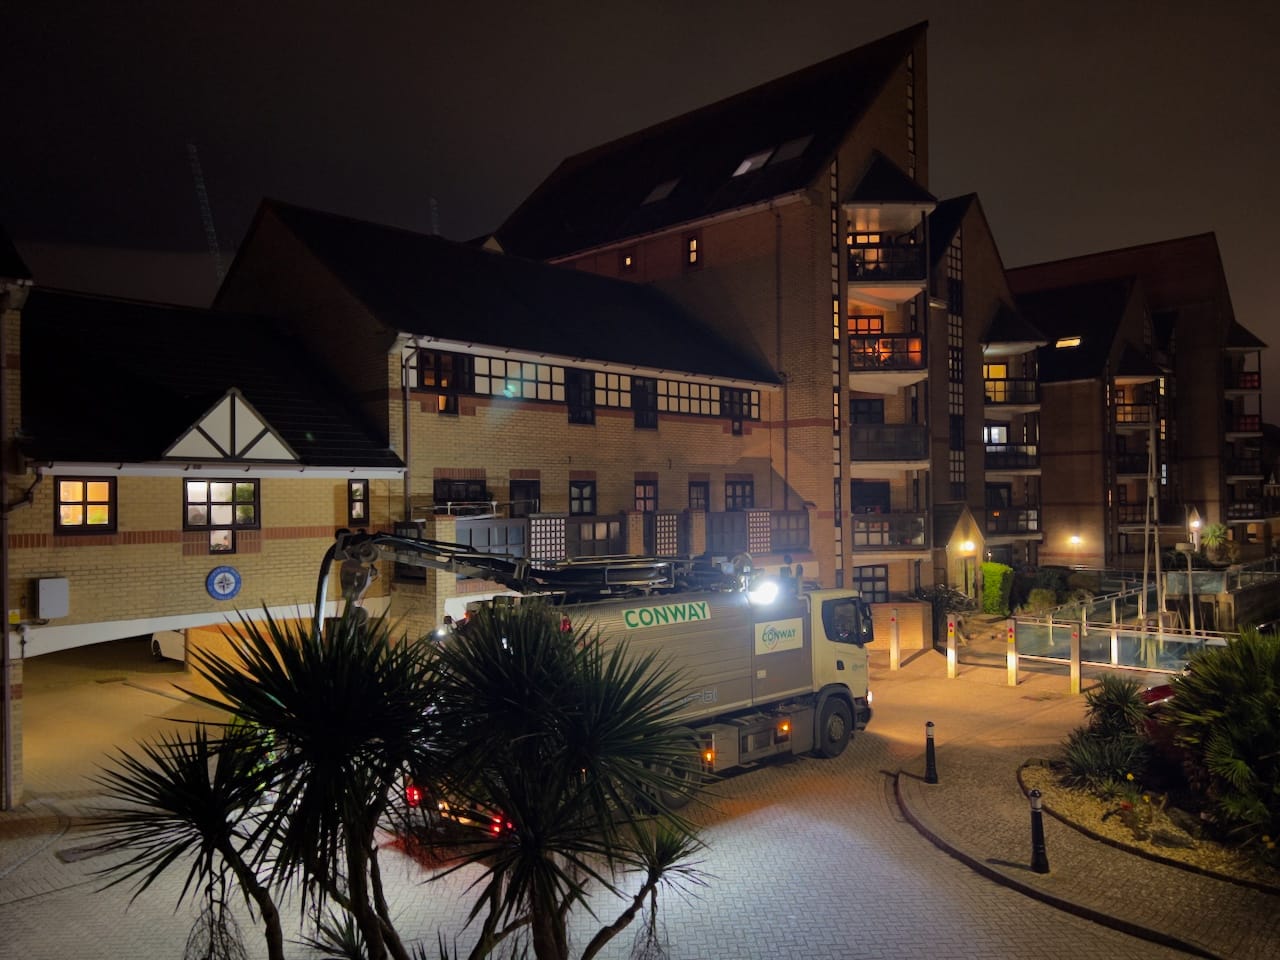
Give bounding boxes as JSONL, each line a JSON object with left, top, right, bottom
{"left": 405, "top": 783, "right": 423, "bottom": 808}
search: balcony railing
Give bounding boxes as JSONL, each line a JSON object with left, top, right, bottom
{"left": 848, "top": 334, "right": 925, "bottom": 371}
{"left": 1113, "top": 403, "right": 1152, "bottom": 425}
{"left": 1227, "top": 501, "right": 1263, "bottom": 520}
{"left": 850, "top": 511, "right": 927, "bottom": 549}
{"left": 1225, "top": 371, "right": 1261, "bottom": 390}
{"left": 850, "top": 423, "right": 928, "bottom": 461}
{"left": 1227, "top": 459, "right": 1263, "bottom": 477}
{"left": 986, "top": 508, "right": 1040, "bottom": 535}
{"left": 1228, "top": 415, "right": 1262, "bottom": 432}
{"left": 1114, "top": 453, "right": 1149, "bottom": 475}
{"left": 984, "top": 378, "right": 1038, "bottom": 405}
{"left": 985, "top": 443, "right": 1039, "bottom": 470}
{"left": 847, "top": 244, "right": 926, "bottom": 282}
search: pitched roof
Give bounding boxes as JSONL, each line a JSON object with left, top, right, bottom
{"left": 1015, "top": 279, "right": 1136, "bottom": 383}
{"left": 1226, "top": 320, "right": 1267, "bottom": 350}
{"left": 982, "top": 302, "right": 1047, "bottom": 349}
{"left": 496, "top": 23, "right": 927, "bottom": 260}
{"left": 0, "top": 224, "right": 31, "bottom": 281}
{"left": 927, "top": 195, "right": 973, "bottom": 267}
{"left": 848, "top": 151, "right": 937, "bottom": 205}
{"left": 20, "top": 289, "right": 401, "bottom": 469}
{"left": 264, "top": 200, "right": 779, "bottom": 384}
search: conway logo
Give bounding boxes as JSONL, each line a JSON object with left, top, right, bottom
{"left": 622, "top": 601, "right": 712, "bottom": 630}
{"left": 759, "top": 624, "right": 798, "bottom": 650}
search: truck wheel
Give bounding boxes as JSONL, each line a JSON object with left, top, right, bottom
{"left": 814, "top": 698, "right": 852, "bottom": 758}
{"left": 652, "top": 734, "right": 703, "bottom": 810}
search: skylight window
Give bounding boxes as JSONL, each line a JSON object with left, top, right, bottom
{"left": 1055, "top": 336, "right": 1082, "bottom": 348}
{"left": 642, "top": 179, "right": 678, "bottom": 204}
{"left": 733, "top": 149, "right": 774, "bottom": 177}
{"left": 769, "top": 135, "right": 813, "bottom": 164}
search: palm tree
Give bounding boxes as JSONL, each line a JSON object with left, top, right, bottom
{"left": 91, "top": 607, "right": 442, "bottom": 960}
{"left": 425, "top": 601, "right": 705, "bottom": 960}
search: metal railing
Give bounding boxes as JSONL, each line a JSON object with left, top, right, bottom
{"left": 1225, "top": 371, "right": 1261, "bottom": 390}
{"left": 984, "top": 378, "right": 1038, "bottom": 405}
{"left": 986, "top": 507, "right": 1040, "bottom": 534}
{"left": 847, "top": 244, "right": 926, "bottom": 282}
{"left": 850, "top": 423, "right": 928, "bottom": 460}
{"left": 1227, "top": 415, "right": 1262, "bottom": 432}
{"left": 850, "top": 511, "right": 927, "bottom": 549}
{"left": 984, "top": 443, "right": 1039, "bottom": 470}
{"left": 1113, "top": 403, "right": 1153, "bottom": 425}
{"left": 848, "top": 334, "right": 925, "bottom": 370}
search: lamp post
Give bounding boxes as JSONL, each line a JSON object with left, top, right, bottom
{"left": 1176, "top": 541, "right": 1196, "bottom": 636}
{"left": 1187, "top": 506, "right": 1201, "bottom": 551}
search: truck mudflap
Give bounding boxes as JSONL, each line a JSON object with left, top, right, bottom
{"left": 854, "top": 696, "right": 873, "bottom": 730}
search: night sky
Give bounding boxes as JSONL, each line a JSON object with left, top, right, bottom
{"left": 4, "top": 1, "right": 1278, "bottom": 414}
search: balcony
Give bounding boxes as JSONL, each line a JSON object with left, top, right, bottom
{"left": 984, "top": 443, "right": 1039, "bottom": 472}
{"left": 850, "top": 511, "right": 927, "bottom": 551}
{"left": 850, "top": 423, "right": 929, "bottom": 467}
{"left": 848, "top": 333, "right": 927, "bottom": 393}
{"left": 1114, "top": 453, "right": 1149, "bottom": 477}
{"left": 1226, "top": 458, "right": 1264, "bottom": 479}
{"left": 847, "top": 241, "right": 927, "bottom": 305}
{"left": 983, "top": 378, "right": 1038, "bottom": 407}
{"left": 1225, "top": 371, "right": 1261, "bottom": 391}
{"left": 986, "top": 508, "right": 1041, "bottom": 536}
{"left": 1226, "top": 501, "right": 1263, "bottom": 521}
{"left": 1113, "top": 403, "right": 1152, "bottom": 429}
{"left": 1227, "top": 415, "right": 1262, "bottom": 434}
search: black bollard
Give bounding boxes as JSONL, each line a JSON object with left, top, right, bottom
{"left": 1029, "top": 788, "right": 1050, "bottom": 873}
{"left": 924, "top": 720, "right": 938, "bottom": 784}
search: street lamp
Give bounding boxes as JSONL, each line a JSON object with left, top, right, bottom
{"left": 1187, "top": 506, "right": 1201, "bottom": 551}
{"left": 1069, "top": 534, "right": 1082, "bottom": 569}
{"left": 1176, "top": 541, "right": 1196, "bottom": 636}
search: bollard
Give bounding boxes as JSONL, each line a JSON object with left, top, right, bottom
{"left": 924, "top": 720, "right": 938, "bottom": 784}
{"left": 1029, "top": 788, "right": 1050, "bottom": 873}
{"left": 889, "top": 607, "right": 901, "bottom": 671}
{"left": 946, "top": 620, "right": 957, "bottom": 679}
{"left": 1006, "top": 622, "right": 1018, "bottom": 687}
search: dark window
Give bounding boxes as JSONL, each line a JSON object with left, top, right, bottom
{"left": 688, "top": 481, "right": 709, "bottom": 512}
{"left": 725, "top": 480, "right": 754, "bottom": 511}
{"left": 509, "top": 479, "right": 540, "bottom": 518}
{"left": 722, "top": 387, "right": 753, "bottom": 422}
{"left": 185, "top": 479, "right": 259, "bottom": 554}
{"left": 852, "top": 564, "right": 889, "bottom": 604}
{"left": 850, "top": 398, "right": 884, "bottom": 424}
{"left": 949, "top": 414, "right": 964, "bottom": 451}
{"left": 634, "top": 480, "right": 657, "bottom": 513}
{"left": 347, "top": 479, "right": 369, "bottom": 528}
{"left": 570, "top": 480, "right": 596, "bottom": 516}
{"left": 418, "top": 350, "right": 475, "bottom": 415}
{"left": 567, "top": 368, "right": 595, "bottom": 425}
{"left": 433, "top": 478, "right": 489, "bottom": 515}
{"left": 633, "top": 377, "right": 658, "bottom": 429}
{"left": 833, "top": 479, "right": 842, "bottom": 527}
{"left": 850, "top": 480, "right": 891, "bottom": 514}
{"left": 55, "top": 477, "right": 116, "bottom": 534}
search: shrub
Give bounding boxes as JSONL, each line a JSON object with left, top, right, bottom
{"left": 1031, "top": 566, "right": 1070, "bottom": 595}
{"left": 1025, "top": 588, "right": 1058, "bottom": 616}
{"left": 1163, "top": 629, "right": 1280, "bottom": 852}
{"left": 981, "top": 561, "right": 1013, "bottom": 616}
{"left": 1066, "top": 571, "right": 1101, "bottom": 595}
{"left": 1084, "top": 674, "right": 1147, "bottom": 739}
{"left": 1060, "top": 727, "right": 1149, "bottom": 791}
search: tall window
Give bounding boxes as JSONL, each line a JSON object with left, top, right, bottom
{"left": 566, "top": 368, "right": 595, "bottom": 424}
{"left": 849, "top": 398, "right": 884, "bottom": 424}
{"left": 347, "top": 479, "right": 369, "bottom": 527}
{"left": 570, "top": 480, "right": 596, "bottom": 516}
{"left": 634, "top": 480, "right": 657, "bottom": 513}
{"left": 419, "top": 349, "right": 474, "bottom": 414}
{"left": 55, "top": 477, "right": 116, "bottom": 534}
{"left": 688, "top": 481, "right": 709, "bottom": 512}
{"left": 725, "top": 480, "right": 754, "bottom": 511}
{"left": 683, "top": 233, "right": 701, "bottom": 269}
{"left": 721, "top": 387, "right": 757, "bottom": 422}
{"left": 632, "top": 377, "right": 658, "bottom": 429}
{"left": 433, "top": 478, "right": 489, "bottom": 515}
{"left": 509, "top": 479, "right": 540, "bottom": 518}
{"left": 185, "top": 479, "right": 259, "bottom": 553}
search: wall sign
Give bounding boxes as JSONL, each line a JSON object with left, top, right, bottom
{"left": 206, "top": 565, "right": 242, "bottom": 601}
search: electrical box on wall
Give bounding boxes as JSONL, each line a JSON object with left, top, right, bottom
{"left": 36, "top": 578, "right": 70, "bottom": 619}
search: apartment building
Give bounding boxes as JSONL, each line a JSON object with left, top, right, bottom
{"left": 1009, "top": 234, "right": 1269, "bottom": 565}
{"left": 497, "top": 23, "right": 1029, "bottom": 602}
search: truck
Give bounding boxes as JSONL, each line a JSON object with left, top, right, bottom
{"left": 317, "top": 531, "right": 874, "bottom": 798}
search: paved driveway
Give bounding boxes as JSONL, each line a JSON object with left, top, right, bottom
{"left": 1, "top": 644, "right": 1191, "bottom": 959}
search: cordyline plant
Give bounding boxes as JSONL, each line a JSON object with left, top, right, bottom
{"left": 88, "top": 600, "right": 707, "bottom": 960}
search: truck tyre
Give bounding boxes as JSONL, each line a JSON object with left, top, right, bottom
{"left": 814, "top": 697, "right": 852, "bottom": 758}
{"left": 651, "top": 732, "right": 703, "bottom": 810}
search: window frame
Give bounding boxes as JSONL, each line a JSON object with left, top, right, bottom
{"left": 634, "top": 479, "right": 657, "bottom": 514}
{"left": 683, "top": 232, "right": 701, "bottom": 270}
{"left": 632, "top": 377, "right": 658, "bottom": 429}
{"left": 688, "top": 481, "right": 709, "bottom": 513}
{"left": 347, "top": 479, "right": 370, "bottom": 528}
{"left": 569, "top": 480, "right": 597, "bottom": 517}
{"left": 418, "top": 349, "right": 475, "bottom": 415}
{"left": 184, "top": 478, "right": 260, "bottom": 554}
{"left": 725, "top": 479, "right": 754, "bottom": 512}
{"left": 509, "top": 479, "right": 541, "bottom": 519}
{"left": 566, "top": 368, "right": 595, "bottom": 425}
{"left": 54, "top": 476, "right": 117, "bottom": 535}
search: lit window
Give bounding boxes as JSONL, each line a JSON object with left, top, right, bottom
{"left": 643, "top": 179, "right": 678, "bottom": 204}
{"left": 570, "top": 480, "right": 596, "bottom": 516}
{"left": 684, "top": 233, "right": 701, "bottom": 269}
{"left": 733, "top": 148, "right": 773, "bottom": 177}
{"left": 619, "top": 247, "right": 637, "bottom": 273}
{"left": 688, "top": 481, "right": 709, "bottom": 512}
{"left": 1055, "top": 336, "right": 1082, "bottom": 349}
{"left": 185, "top": 479, "right": 259, "bottom": 554}
{"left": 348, "top": 479, "right": 369, "bottom": 528}
{"left": 55, "top": 477, "right": 116, "bottom": 534}
{"left": 634, "top": 480, "right": 657, "bottom": 513}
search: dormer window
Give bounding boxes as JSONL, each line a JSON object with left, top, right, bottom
{"left": 769, "top": 135, "right": 813, "bottom": 164}
{"left": 733, "top": 148, "right": 773, "bottom": 177}
{"left": 1055, "top": 336, "right": 1082, "bottom": 349}
{"left": 643, "top": 179, "right": 678, "bottom": 204}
